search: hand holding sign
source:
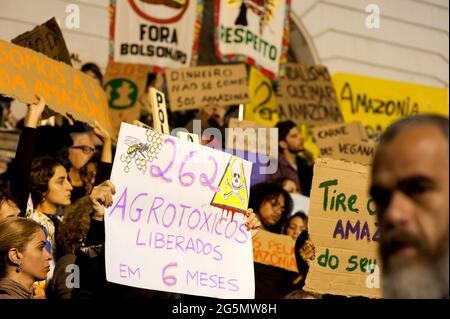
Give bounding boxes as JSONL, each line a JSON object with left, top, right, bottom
{"left": 24, "top": 94, "right": 46, "bottom": 128}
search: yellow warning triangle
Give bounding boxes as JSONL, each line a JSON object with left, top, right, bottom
{"left": 210, "top": 156, "right": 249, "bottom": 216}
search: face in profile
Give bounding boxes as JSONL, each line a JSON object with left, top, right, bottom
{"left": 45, "top": 165, "right": 73, "bottom": 207}
{"left": 258, "top": 194, "right": 285, "bottom": 227}
{"left": 286, "top": 216, "right": 307, "bottom": 240}
{"left": 371, "top": 124, "right": 449, "bottom": 298}
{"left": 68, "top": 134, "right": 96, "bottom": 170}
{"left": 16, "top": 229, "right": 52, "bottom": 281}
{"left": 0, "top": 200, "right": 20, "bottom": 221}
{"left": 282, "top": 127, "right": 304, "bottom": 153}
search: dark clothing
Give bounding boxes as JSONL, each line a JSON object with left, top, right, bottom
{"left": 254, "top": 263, "right": 298, "bottom": 299}
{"left": 266, "top": 154, "right": 313, "bottom": 196}
{"left": 0, "top": 278, "right": 33, "bottom": 299}
{"left": 70, "top": 161, "right": 112, "bottom": 202}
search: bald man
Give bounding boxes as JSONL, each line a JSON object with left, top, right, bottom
{"left": 370, "top": 115, "right": 449, "bottom": 299}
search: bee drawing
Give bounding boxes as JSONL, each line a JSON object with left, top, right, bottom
{"left": 125, "top": 136, "right": 150, "bottom": 158}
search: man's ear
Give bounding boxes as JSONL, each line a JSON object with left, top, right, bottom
{"left": 279, "top": 140, "right": 287, "bottom": 151}
{"left": 7, "top": 248, "right": 22, "bottom": 265}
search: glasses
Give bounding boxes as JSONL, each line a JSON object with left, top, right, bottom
{"left": 71, "top": 145, "right": 97, "bottom": 154}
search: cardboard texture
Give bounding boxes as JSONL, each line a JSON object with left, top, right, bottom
{"left": 304, "top": 158, "right": 382, "bottom": 298}
{"left": 252, "top": 230, "right": 297, "bottom": 273}
{"left": 12, "top": 17, "right": 72, "bottom": 65}
{"left": 278, "top": 64, "right": 344, "bottom": 126}
{"left": 0, "top": 40, "right": 113, "bottom": 137}
{"left": 103, "top": 61, "right": 150, "bottom": 136}
{"left": 226, "top": 118, "right": 277, "bottom": 156}
{"left": 312, "top": 122, "right": 375, "bottom": 165}
{"left": 165, "top": 64, "right": 249, "bottom": 111}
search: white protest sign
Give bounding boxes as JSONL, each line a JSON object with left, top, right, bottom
{"left": 105, "top": 123, "right": 255, "bottom": 299}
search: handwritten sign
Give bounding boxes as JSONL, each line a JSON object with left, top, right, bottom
{"left": 12, "top": 17, "right": 72, "bottom": 65}
{"left": 215, "top": 0, "right": 290, "bottom": 79}
{"left": 110, "top": 0, "right": 204, "bottom": 68}
{"left": 149, "top": 88, "right": 170, "bottom": 135}
{"left": 252, "top": 230, "right": 297, "bottom": 273}
{"left": 333, "top": 73, "right": 449, "bottom": 137}
{"left": 165, "top": 64, "right": 249, "bottom": 111}
{"left": 106, "top": 122, "right": 255, "bottom": 299}
{"left": 304, "top": 158, "right": 382, "bottom": 298}
{"left": 226, "top": 118, "right": 278, "bottom": 156}
{"left": 278, "top": 64, "right": 344, "bottom": 126}
{"left": 0, "top": 40, "right": 112, "bottom": 136}
{"left": 103, "top": 61, "right": 150, "bottom": 136}
{"left": 312, "top": 122, "right": 368, "bottom": 158}
{"left": 244, "top": 67, "right": 279, "bottom": 127}
{"left": 327, "top": 139, "right": 377, "bottom": 166}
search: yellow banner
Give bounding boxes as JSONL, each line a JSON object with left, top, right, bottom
{"left": 244, "top": 67, "right": 279, "bottom": 127}
{"left": 333, "top": 73, "right": 449, "bottom": 137}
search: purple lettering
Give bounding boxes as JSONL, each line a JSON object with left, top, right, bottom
{"left": 186, "top": 238, "right": 195, "bottom": 253}
{"left": 166, "top": 234, "right": 175, "bottom": 249}
{"left": 199, "top": 211, "right": 213, "bottom": 233}
{"left": 214, "top": 217, "right": 227, "bottom": 236}
{"left": 162, "top": 203, "right": 177, "bottom": 228}
{"left": 227, "top": 279, "right": 239, "bottom": 292}
{"left": 175, "top": 235, "right": 185, "bottom": 251}
{"left": 225, "top": 220, "right": 238, "bottom": 239}
{"left": 119, "top": 264, "right": 127, "bottom": 278}
{"left": 178, "top": 204, "right": 191, "bottom": 227}
{"left": 129, "top": 192, "right": 148, "bottom": 222}
{"left": 199, "top": 272, "right": 208, "bottom": 287}
{"left": 187, "top": 209, "right": 201, "bottom": 229}
{"left": 109, "top": 187, "right": 127, "bottom": 220}
{"left": 147, "top": 196, "right": 164, "bottom": 224}
{"left": 155, "top": 232, "right": 165, "bottom": 248}
{"left": 213, "top": 245, "right": 223, "bottom": 261}
{"left": 333, "top": 219, "right": 345, "bottom": 239}
{"left": 135, "top": 228, "right": 145, "bottom": 246}
{"left": 218, "top": 276, "right": 226, "bottom": 289}
{"left": 235, "top": 223, "right": 249, "bottom": 244}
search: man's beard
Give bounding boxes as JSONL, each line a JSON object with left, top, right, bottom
{"left": 288, "top": 145, "right": 303, "bottom": 154}
{"left": 381, "top": 228, "right": 449, "bottom": 299}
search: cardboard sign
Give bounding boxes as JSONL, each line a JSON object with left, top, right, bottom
{"left": 304, "top": 158, "right": 382, "bottom": 298}
{"left": 327, "top": 139, "right": 377, "bottom": 166}
{"left": 110, "top": 0, "right": 204, "bottom": 69}
{"left": 226, "top": 118, "right": 278, "bottom": 156}
{"left": 333, "top": 73, "right": 449, "bottom": 137}
{"left": 312, "top": 122, "right": 368, "bottom": 158}
{"left": 215, "top": 0, "right": 290, "bottom": 79}
{"left": 12, "top": 17, "right": 72, "bottom": 65}
{"left": 252, "top": 230, "right": 297, "bottom": 273}
{"left": 165, "top": 64, "right": 249, "bottom": 111}
{"left": 278, "top": 64, "right": 344, "bottom": 126}
{"left": 106, "top": 122, "right": 254, "bottom": 299}
{"left": 244, "top": 67, "right": 279, "bottom": 127}
{"left": 103, "top": 61, "right": 150, "bottom": 136}
{"left": 0, "top": 40, "right": 113, "bottom": 136}
{"left": 149, "top": 88, "right": 170, "bottom": 134}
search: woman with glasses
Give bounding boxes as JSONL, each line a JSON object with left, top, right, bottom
{"left": 249, "top": 182, "right": 297, "bottom": 299}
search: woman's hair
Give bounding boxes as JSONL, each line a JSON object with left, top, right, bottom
{"left": 81, "top": 63, "right": 103, "bottom": 85}
{"left": 0, "top": 217, "right": 42, "bottom": 278}
{"left": 30, "top": 156, "right": 65, "bottom": 207}
{"left": 57, "top": 197, "right": 92, "bottom": 255}
{"left": 0, "top": 183, "right": 18, "bottom": 209}
{"left": 285, "top": 211, "right": 308, "bottom": 230}
{"left": 249, "top": 182, "right": 293, "bottom": 234}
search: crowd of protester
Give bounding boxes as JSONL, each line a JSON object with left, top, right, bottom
{"left": 0, "top": 60, "right": 448, "bottom": 300}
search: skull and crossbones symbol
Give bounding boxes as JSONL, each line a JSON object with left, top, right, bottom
{"left": 224, "top": 159, "right": 246, "bottom": 205}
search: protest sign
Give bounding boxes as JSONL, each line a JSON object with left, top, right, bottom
{"left": 312, "top": 122, "right": 368, "bottom": 158}
{"left": 12, "top": 17, "right": 72, "bottom": 65}
{"left": 0, "top": 40, "right": 113, "bottom": 136}
{"left": 252, "top": 230, "right": 297, "bottom": 272}
{"left": 327, "top": 139, "right": 377, "bottom": 166}
{"left": 177, "top": 131, "right": 200, "bottom": 144}
{"left": 290, "top": 193, "right": 310, "bottom": 216}
{"left": 149, "top": 88, "right": 170, "bottom": 134}
{"left": 106, "top": 122, "right": 255, "bottom": 298}
{"left": 226, "top": 118, "right": 277, "bottom": 156}
{"left": 215, "top": 0, "right": 290, "bottom": 79}
{"left": 165, "top": 64, "right": 249, "bottom": 111}
{"left": 103, "top": 61, "right": 150, "bottom": 136}
{"left": 110, "top": 0, "right": 204, "bottom": 69}
{"left": 304, "top": 158, "right": 382, "bottom": 298}
{"left": 333, "top": 73, "right": 449, "bottom": 137}
{"left": 278, "top": 64, "right": 344, "bottom": 126}
{"left": 244, "top": 67, "right": 279, "bottom": 127}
